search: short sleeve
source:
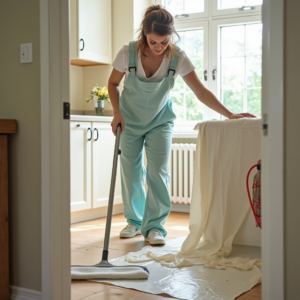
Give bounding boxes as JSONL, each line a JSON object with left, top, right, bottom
{"left": 112, "top": 45, "right": 129, "bottom": 73}
{"left": 176, "top": 50, "right": 196, "bottom": 77}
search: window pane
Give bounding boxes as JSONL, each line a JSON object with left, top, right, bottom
{"left": 218, "top": 0, "right": 262, "bottom": 9}
{"left": 177, "top": 29, "right": 203, "bottom": 59}
{"left": 246, "top": 0, "right": 262, "bottom": 5}
{"left": 172, "top": 75, "right": 184, "bottom": 92}
{"left": 171, "top": 93, "right": 184, "bottom": 120}
{"left": 223, "top": 90, "right": 244, "bottom": 113}
{"left": 247, "top": 89, "right": 261, "bottom": 117}
{"left": 247, "top": 56, "right": 262, "bottom": 88}
{"left": 172, "top": 28, "right": 204, "bottom": 120}
{"left": 220, "top": 23, "right": 262, "bottom": 116}
{"left": 246, "top": 23, "right": 262, "bottom": 55}
{"left": 221, "top": 25, "right": 244, "bottom": 57}
{"left": 222, "top": 57, "right": 245, "bottom": 89}
{"left": 186, "top": 93, "right": 204, "bottom": 121}
{"left": 193, "top": 59, "right": 204, "bottom": 83}
{"left": 165, "top": 0, "right": 204, "bottom": 15}
{"left": 219, "top": 0, "right": 243, "bottom": 9}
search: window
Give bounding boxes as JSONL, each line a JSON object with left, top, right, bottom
{"left": 152, "top": 0, "right": 262, "bottom": 130}
{"left": 218, "top": 0, "right": 262, "bottom": 10}
{"left": 165, "top": 0, "right": 205, "bottom": 15}
{"left": 220, "top": 23, "right": 262, "bottom": 117}
{"left": 171, "top": 29, "right": 205, "bottom": 121}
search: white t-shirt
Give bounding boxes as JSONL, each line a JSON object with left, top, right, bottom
{"left": 112, "top": 44, "right": 195, "bottom": 83}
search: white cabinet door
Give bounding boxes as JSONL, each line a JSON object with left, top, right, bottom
{"left": 78, "top": 0, "right": 112, "bottom": 64}
{"left": 92, "top": 122, "right": 122, "bottom": 208}
{"left": 70, "top": 122, "right": 92, "bottom": 212}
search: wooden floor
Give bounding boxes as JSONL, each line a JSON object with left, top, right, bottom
{"left": 71, "top": 212, "right": 261, "bottom": 300}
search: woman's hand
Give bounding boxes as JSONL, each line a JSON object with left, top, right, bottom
{"left": 111, "top": 111, "right": 125, "bottom": 136}
{"left": 228, "top": 112, "right": 256, "bottom": 119}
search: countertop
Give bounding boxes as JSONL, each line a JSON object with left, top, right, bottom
{"left": 70, "top": 115, "right": 113, "bottom": 122}
{"left": 70, "top": 115, "right": 198, "bottom": 138}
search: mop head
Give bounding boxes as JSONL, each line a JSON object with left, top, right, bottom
{"left": 71, "top": 266, "right": 149, "bottom": 280}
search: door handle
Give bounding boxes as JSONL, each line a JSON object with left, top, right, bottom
{"left": 212, "top": 69, "right": 217, "bottom": 80}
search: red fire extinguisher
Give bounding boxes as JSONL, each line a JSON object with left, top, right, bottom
{"left": 246, "top": 159, "right": 261, "bottom": 229}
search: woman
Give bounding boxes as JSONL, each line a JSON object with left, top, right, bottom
{"left": 108, "top": 5, "right": 255, "bottom": 245}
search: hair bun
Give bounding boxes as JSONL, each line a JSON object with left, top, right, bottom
{"left": 152, "top": 5, "right": 161, "bottom": 11}
{"left": 145, "top": 4, "right": 162, "bottom": 15}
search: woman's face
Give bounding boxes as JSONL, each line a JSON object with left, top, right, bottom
{"left": 145, "top": 33, "right": 170, "bottom": 56}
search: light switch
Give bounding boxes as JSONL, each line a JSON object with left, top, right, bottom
{"left": 20, "top": 43, "right": 33, "bottom": 63}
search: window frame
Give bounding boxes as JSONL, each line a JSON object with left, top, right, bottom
{"left": 211, "top": 1, "right": 262, "bottom": 17}
{"left": 210, "top": 15, "right": 262, "bottom": 119}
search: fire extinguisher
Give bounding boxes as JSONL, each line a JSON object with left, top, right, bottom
{"left": 246, "top": 159, "right": 261, "bottom": 229}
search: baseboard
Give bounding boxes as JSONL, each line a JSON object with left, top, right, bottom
{"left": 171, "top": 203, "right": 190, "bottom": 213}
{"left": 71, "top": 203, "right": 124, "bottom": 224}
{"left": 10, "top": 286, "right": 41, "bottom": 300}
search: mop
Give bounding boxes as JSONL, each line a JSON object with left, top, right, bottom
{"left": 71, "top": 124, "right": 149, "bottom": 280}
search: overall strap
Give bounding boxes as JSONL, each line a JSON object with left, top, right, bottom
{"left": 167, "top": 46, "right": 180, "bottom": 77}
{"left": 128, "top": 41, "right": 137, "bottom": 74}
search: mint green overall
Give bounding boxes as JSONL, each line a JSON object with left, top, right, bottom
{"left": 119, "top": 41, "right": 179, "bottom": 238}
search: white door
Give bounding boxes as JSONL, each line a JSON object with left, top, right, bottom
{"left": 70, "top": 121, "right": 92, "bottom": 211}
{"left": 78, "top": 0, "right": 112, "bottom": 64}
{"left": 92, "top": 122, "right": 122, "bottom": 208}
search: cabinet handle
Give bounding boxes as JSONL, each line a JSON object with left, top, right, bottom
{"left": 80, "top": 38, "right": 85, "bottom": 51}
{"left": 87, "top": 127, "right": 92, "bottom": 141}
{"left": 76, "top": 124, "right": 80, "bottom": 127}
{"left": 203, "top": 70, "right": 207, "bottom": 81}
{"left": 94, "top": 128, "right": 99, "bottom": 141}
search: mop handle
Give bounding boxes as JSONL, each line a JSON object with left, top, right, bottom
{"left": 103, "top": 123, "right": 122, "bottom": 252}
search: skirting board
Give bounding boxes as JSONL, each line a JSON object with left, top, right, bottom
{"left": 10, "top": 286, "right": 41, "bottom": 300}
{"left": 71, "top": 203, "right": 124, "bottom": 224}
{"left": 171, "top": 203, "right": 190, "bottom": 213}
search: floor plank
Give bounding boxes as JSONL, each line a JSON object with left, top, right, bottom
{"left": 71, "top": 212, "right": 261, "bottom": 300}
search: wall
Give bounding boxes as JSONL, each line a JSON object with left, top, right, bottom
{"left": 0, "top": 0, "right": 41, "bottom": 292}
{"left": 70, "top": 65, "right": 84, "bottom": 111}
{"left": 284, "top": 0, "right": 300, "bottom": 298}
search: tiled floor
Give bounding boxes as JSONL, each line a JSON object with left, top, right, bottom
{"left": 71, "top": 212, "right": 261, "bottom": 300}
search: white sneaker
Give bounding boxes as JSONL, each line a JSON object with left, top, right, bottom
{"left": 119, "top": 224, "right": 142, "bottom": 238}
{"left": 145, "top": 230, "right": 165, "bottom": 245}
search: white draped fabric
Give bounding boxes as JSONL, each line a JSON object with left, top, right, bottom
{"left": 126, "top": 119, "right": 262, "bottom": 272}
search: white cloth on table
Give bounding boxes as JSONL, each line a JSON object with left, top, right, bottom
{"left": 126, "top": 118, "right": 262, "bottom": 272}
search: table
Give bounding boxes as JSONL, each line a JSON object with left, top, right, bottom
{"left": 0, "top": 119, "right": 17, "bottom": 300}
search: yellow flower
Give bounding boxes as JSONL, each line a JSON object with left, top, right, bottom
{"left": 98, "top": 89, "right": 104, "bottom": 96}
{"left": 101, "top": 86, "right": 107, "bottom": 94}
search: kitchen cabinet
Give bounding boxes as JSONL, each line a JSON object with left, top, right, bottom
{"left": 70, "top": 121, "right": 122, "bottom": 212}
{"left": 70, "top": 121, "right": 92, "bottom": 211}
{"left": 70, "top": 0, "right": 112, "bottom": 66}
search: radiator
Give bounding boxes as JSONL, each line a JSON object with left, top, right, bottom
{"left": 170, "top": 143, "right": 196, "bottom": 204}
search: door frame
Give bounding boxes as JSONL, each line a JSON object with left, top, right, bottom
{"left": 261, "top": 0, "right": 284, "bottom": 299}
{"left": 40, "top": 0, "right": 70, "bottom": 299}
{"left": 40, "top": 0, "right": 285, "bottom": 299}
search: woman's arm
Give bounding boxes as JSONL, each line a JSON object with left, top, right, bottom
{"left": 182, "top": 70, "right": 256, "bottom": 119}
{"left": 108, "top": 68, "right": 125, "bottom": 135}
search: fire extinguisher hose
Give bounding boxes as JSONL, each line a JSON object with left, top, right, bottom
{"left": 246, "top": 164, "right": 262, "bottom": 228}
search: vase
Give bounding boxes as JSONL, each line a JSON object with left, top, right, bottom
{"left": 94, "top": 99, "right": 105, "bottom": 116}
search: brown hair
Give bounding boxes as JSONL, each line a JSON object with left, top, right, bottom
{"left": 136, "top": 5, "right": 180, "bottom": 60}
